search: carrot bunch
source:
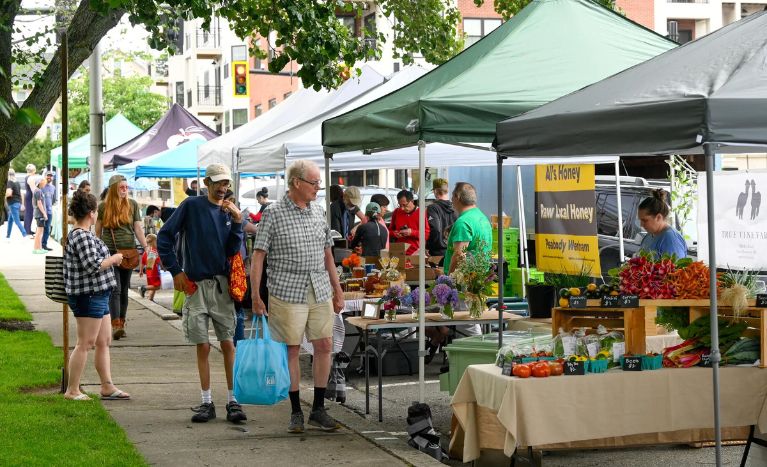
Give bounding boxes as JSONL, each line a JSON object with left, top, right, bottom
{"left": 666, "top": 261, "right": 720, "bottom": 299}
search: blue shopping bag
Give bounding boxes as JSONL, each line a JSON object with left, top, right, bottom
{"left": 233, "top": 315, "right": 290, "bottom": 405}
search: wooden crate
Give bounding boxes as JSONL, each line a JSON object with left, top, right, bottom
{"left": 552, "top": 306, "right": 646, "bottom": 355}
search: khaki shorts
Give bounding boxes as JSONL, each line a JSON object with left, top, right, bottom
{"left": 182, "top": 276, "right": 236, "bottom": 344}
{"left": 269, "top": 285, "right": 334, "bottom": 346}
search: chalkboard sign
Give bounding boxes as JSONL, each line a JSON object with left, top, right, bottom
{"left": 601, "top": 295, "right": 620, "bottom": 307}
{"left": 622, "top": 356, "right": 642, "bottom": 371}
{"left": 619, "top": 294, "right": 640, "bottom": 307}
{"left": 564, "top": 361, "right": 586, "bottom": 375}
{"left": 756, "top": 294, "right": 767, "bottom": 308}
{"left": 699, "top": 354, "right": 712, "bottom": 367}
{"left": 568, "top": 296, "right": 587, "bottom": 308}
{"left": 502, "top": 362, "right": 513, "bottom": 376}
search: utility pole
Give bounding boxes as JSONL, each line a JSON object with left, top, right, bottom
{"left": 89, "top": 41, "right": 104, "bottom": 196}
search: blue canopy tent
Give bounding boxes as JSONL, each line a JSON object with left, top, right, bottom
{"left": 117, "top": 139, "right": 272, "bottom": 179}
{"left": 49, "top": 114, "right": 143, "bottom": 168}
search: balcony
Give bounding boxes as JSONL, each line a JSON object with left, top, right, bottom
{"left": 185, "top": 29, "right": 222, "bottom": 59}
{"left": 194, "top": 85, "right": 224, "bottom": 116}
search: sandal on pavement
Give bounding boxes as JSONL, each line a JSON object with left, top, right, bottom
{"left": 65, "top": 394, "right": 91, "bottom": 401}
{"left": 101, "top": 389, "right": 131, "bottom": 400}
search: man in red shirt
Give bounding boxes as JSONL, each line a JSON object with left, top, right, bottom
{"left": 389, "top": 190, "right": 430, "bottom": 255}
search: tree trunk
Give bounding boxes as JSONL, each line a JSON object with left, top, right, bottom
{"left": 0, "top": 0, "right": 124, "bottom": 203}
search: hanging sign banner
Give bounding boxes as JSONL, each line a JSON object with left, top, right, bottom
{"left": 535, "top": 164, "right": 600, "bottom": 276}
{"left": 698, "top": 169, "right": 767, "bottom": 269}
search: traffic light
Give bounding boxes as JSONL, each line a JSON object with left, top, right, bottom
{"left": 232, "top": 61, "right": 249, "bottom": 97}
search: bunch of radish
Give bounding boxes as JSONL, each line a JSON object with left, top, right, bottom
{"left": 617, "top": 256, "right": 676, "bottom": 299}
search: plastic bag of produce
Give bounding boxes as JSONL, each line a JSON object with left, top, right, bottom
{"left": 553, "top": 328, "right": 579, "bottom": 358}
{"left": 597, "top": 326, "right": 625, "bottom": 363}
{"left": 582, "top": 331, "right": 602, "bottom": 359}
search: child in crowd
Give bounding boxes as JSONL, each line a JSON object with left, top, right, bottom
{"left": 139, "top": 234, "right": 161, "bottom": 301}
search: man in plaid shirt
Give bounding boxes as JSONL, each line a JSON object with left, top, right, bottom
{"left": 251, "top": 159, "right": 344, "bottom": 433}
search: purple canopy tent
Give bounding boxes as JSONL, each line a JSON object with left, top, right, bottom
{"left": 102, "top": 103, "right": 219, "bottom": 167}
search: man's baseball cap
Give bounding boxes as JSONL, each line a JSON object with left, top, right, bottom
{"left": 205, "top": 164, "right": 232, "bottom": 182}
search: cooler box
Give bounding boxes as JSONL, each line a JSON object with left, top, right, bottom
{"left": 439, "top": 331, "right": 549, "bottom": 395}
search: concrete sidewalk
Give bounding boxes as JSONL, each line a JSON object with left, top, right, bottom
{"left": 0, "top": 231, "right": 442, "bottom": 467}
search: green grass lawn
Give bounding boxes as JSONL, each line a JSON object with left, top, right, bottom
{"left": 0, "top": 274, "right": 147, "bottom": 467}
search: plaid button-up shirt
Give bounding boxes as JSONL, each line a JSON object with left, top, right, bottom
{"left": 253, "top": 194, "right": 333, "bottom": 303}
{"left": 64, "top": 228, "right": 116, "bottom": 295}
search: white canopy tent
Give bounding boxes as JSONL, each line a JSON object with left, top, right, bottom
{"left": 197, "top": 64, "right": 388, "bottom": 172}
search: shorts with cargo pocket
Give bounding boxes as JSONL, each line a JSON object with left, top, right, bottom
{"left": 182, "top": 275, "right": 236, "bottom": 344}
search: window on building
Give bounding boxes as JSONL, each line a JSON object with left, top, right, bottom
{"left": 232, "top": 108, "right": 248, "bottom": 130}
{"left": 394, "top": 169, "right": 408, "bottom": 189}
{"left": 224, "top": 111, "right": 230, "bottom": 133}
{"left": 224, "top": 62, "right": 229, "bottom": 79}
{"left": 332, "top": 171, "right": 364, "bottom": 187}
{"left": 283, "top": 91, "right": 292, "bottom": 100}
{"left": 254, "top": 104, "right": 262, "bottom": 117}
{"left": 340, "top": 16, "right": 357, "bottom": 36}
{"left": 463, "top": 18, "right": 502, "bottom": 48}
{"left": 268, "top": 98, "right": 277, "bottom": 109}
{"left": 231, "top": 44, "right": 247, "bottom": 62}
{"left": 678, "top": 29, "right": 693, "bottom": 44}
{"left": 175, "top": 82, "right": 184, "bottom": 105}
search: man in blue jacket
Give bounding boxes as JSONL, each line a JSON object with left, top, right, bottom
{"left": 157, "top": 163, "right": 247, "bottom": 424}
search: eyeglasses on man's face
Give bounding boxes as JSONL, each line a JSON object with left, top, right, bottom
{"left": 298, "top": 177, "right": 322, "bottom": 189}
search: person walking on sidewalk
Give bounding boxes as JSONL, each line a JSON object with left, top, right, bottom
{"left": 23, "top": 163, "right": 36, "bottom": 236}
{"left": 251, "top": 159, "right": 344, "bottom": 434}
{"left": 63, "top": 190, "right": 130, "bottom": 401}
{"left": 5, "top": 169, "right": 27, "bottom": 240}
{"left": 96, "top": 174, "right": 148, "bottom": 340}
{"left": 32, "top": 176, "right": 48, "bottom": 254}
{"left": 157, "top": 164, "right": 247, "bottom": 424}
{"left": 41, "top": 171, "right": 57, "bottom": 251}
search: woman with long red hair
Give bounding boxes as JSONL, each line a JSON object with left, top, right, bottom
{"left": 95, "top": 175, "right": 148, "bottom": 339}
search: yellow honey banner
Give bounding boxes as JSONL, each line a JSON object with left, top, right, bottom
{"left": 535, "top": 233, "right": 601, "bottom": 276}
{"left": 173, "top": 178, "right": 187, "bottom": 203}
{"left": 535, "top": 164, "right": 595, "bottom": 192}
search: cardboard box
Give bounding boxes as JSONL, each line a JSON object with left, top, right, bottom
{"left": 389, "top": 242, "right": 408, "bottom": 256}
{"left": 405, "top": 268, "right": 439, "bottom": 281}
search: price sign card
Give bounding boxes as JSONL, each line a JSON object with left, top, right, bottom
{"left": 502, "top": 362, "right": 513, "bottom": 376}
{"left": 569, "top": 296, "right": 587, "bottom": 308}
{"left": 756, "top": 294, "right": 767, "bottom": 308}
{"left": 564, "top": 361, "right": 586, "bottom": 375}
{"left": 619, "top": 294, "right": 639, "bottom": 307}
{"left": 622, "top": 356, "right": 642, "bottom": 371}
{"left": 601, "top": 295, "right": 619, "bottom": 307}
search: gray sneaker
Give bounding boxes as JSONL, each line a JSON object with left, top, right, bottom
{"left": 308, "top": 407, "right": 340, "bottom": 431}
{"left": 287, "top": 411, "right": 304, "bottom": 433}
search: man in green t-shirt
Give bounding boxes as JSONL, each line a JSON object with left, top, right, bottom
{"left": 443, "top": 182, "right": 492, "bottom": 274}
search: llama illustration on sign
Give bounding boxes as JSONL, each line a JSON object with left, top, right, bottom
{"left": 167, "top": 126, "right": 208, "bottom": 148}
{"left": 736, "top": 179, "right": 750, "bottom": 220}
{"left": 751, "top": 179, "right": 761, "bottom": 220}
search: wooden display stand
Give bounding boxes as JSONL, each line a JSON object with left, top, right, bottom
{"left": 552, "top": 306, "right": 646, "bottom": 355}
{"left": 554, "top": 298, "right": 767, "bottom": 367}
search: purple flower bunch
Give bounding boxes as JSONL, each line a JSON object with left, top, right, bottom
{"left": 432, "top": 283, "right": 459, "bottom": 307}
{"left": 402, "top": 288, "right": 431, "bottom": 308}
{"left": 435, "top": 275, "right": 455, "bottom": 288}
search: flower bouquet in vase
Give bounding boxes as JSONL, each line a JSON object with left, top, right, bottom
{"left": 378, "top": 284, "right": 411, "bottom": 321}
{"left": 402, "top": 286, "right": 432, "bottom": 320}
{"left": 451, "top": 245, "right": 496, "bottom": 319}
{"left": 342, "top": 253, "right": 364, "bottom": 277}
{"left": 430, "top": 275, "right": 459, "bottom": 319}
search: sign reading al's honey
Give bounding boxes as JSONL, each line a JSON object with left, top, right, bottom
{"left": 535, "top": 164, "right": 600, "bottom": 276}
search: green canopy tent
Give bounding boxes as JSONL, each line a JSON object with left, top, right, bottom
{"left": 322, "top": 0, "right": 676, "bottom": 405}
{"left": 49, "top": 113, "right": 142, "bottom": 169}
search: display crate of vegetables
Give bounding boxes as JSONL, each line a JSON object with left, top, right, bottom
{"left": 661, "top": 315, "right": 752, "bottom": 368}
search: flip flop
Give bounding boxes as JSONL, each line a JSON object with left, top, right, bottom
{"left": 101, "top": 390, "right": 131, "bottom": 400}
{"left": 65, "top": 394, "right": 91, "bottom": 401}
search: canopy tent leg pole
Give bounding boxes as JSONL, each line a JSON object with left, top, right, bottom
{"left": 233, "top": 149, "right": 240, "bottom": 201}
{"left": 516, "top": 166, "right": 529, "bottom": 289}
{"left": 417, "top": 140, "right": 426, "bottom": 403}
{"left": 324, "top": 153, "right": 331, "bottom": 225}
{"left": 704, "top": 143, "right": 722, "bottom": 466}
{"left": 615, "top": 160, "right": 624, "bottom": 265}
{"left": 497, "top": 153, "right": 505, "bottom": 349}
